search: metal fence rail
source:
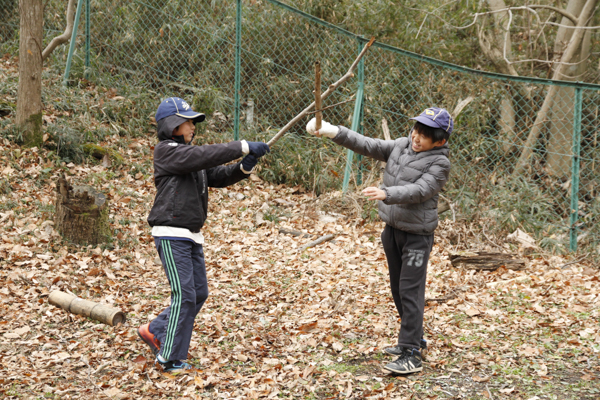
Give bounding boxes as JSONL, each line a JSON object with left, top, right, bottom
{"left": 1, "top": 0, "right": 598, "bottom": 256}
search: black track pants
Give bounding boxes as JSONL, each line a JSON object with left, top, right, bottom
{"left": 381, "top": 224, "right": 433, "bottom": 350}
{"left": 149, "top": 238, "right": 209, "bottom": 361}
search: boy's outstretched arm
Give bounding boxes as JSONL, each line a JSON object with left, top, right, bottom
{"left": 306, "top": 118, "right": 395, "bottom": 162}
{"left": 206, "top": 154, "right": 259, "bottom": 188}
{"left": 155, "top": 141, "right": 269, "bottom": 177}
{"left": 382, "top": 160, "right": 450, "bottom": 205}
{"left": 155, "top": 141, "right": 246, "bottom": 176}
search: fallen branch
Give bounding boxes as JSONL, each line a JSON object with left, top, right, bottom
{"left": 560, "top": 255, "right": 588, "bottom": 269}
{"left": 450, "top": 251, "right": 526, "bottom": 271}
{"left": 279, "top": 228, "right": 312, "bottom": 238}
{"left": 425, "top": 285, "right": 466, "bottom": 303}
{"left": 299, "top": 234, "right": 336, "bottom": 252}
{"left": 486, "top": 275, "right": 530, "bottom": 287}
{"left": 267, "top": 37, "right": 376, "bottom": 146}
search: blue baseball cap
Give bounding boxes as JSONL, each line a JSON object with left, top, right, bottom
{"left": 155, "top": 97, "right": 205, "bottom": 124}
{"left": 410, "top": 107, "right": 453, "bottom": 135}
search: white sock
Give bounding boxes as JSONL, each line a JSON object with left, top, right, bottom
{"left": 157, "top": 355, "right": 167, "bottom": 363}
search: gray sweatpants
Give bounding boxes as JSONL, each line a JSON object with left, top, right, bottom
{"left": 149, "top": 238, "right": 209, "bottom": 361}
{"left": 381, "top": 225, "right": 434, "bottom": 350}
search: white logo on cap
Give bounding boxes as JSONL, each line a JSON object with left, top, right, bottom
{"left": 181, "top": 101, "right": 190, "bottom": 110}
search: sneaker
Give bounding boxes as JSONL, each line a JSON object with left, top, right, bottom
{"left": 156, "top": 358, "right": 193, "bottom": 373}
{"left": 138, "top": 323, "right": 161, "bottom": 355}
{"left": 420, "top": 338, "right": 428, "bottom": 360}
{"left": 384, "top": 339, "right": 428, "bottom": 356}
{"left": 383, "top": 348, "right": 423, "bottom": 374}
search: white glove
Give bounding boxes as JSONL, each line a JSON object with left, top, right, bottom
{"left": 306, "top": 117, "right": 339, "bottom": 139}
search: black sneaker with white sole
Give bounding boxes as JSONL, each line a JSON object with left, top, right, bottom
{"left": 384, "top": 339, "right": 427, "bottom": 357}
{"left": 383, "top": 348, "right": 423, "bottom": 374}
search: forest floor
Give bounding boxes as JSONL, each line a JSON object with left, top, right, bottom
{"left": 1, "top": 55, "right": 599, "bottom": 400}
{"left": 0, "top": 136, "right": 599, "bottom": 400}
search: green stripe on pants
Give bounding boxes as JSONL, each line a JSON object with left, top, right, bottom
{"left": 161, "top": 239, "right": 182, "bottom": 360}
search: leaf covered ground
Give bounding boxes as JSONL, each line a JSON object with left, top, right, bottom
{"left": 1, "top": 56, "right": 600, "bottom": 400}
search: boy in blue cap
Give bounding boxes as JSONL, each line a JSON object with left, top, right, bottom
{"left": 138, "top": 97, "right": 270, "bottom": 373}
{"left": 306, "top": 107, "right": 452, "bottom": 374}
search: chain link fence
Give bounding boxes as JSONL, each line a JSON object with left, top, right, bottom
{"left": 1, "top": 0, "right": 599, "bottom": 257}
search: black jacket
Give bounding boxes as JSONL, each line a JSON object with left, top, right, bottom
{"left": 147, "top": 117, "right": 248, "bottom": 232}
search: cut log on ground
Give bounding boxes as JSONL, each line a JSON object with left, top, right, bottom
{"left": 450, "top": 251, "right": 525, "bottom": 271}
{"left": 54, "top": 174, "right": 110, "bottom": 245}
{"left": 49, "top": 290, "right": 125, "bottom": 326}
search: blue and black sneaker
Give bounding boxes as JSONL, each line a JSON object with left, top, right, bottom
{"left": 384, "top": 339, "right": 428, "bottom": 358}
{"left": 383, "top": 347, "right": 423, "bottom": 374}
{"left": 156, "top": 356, "right": 193, "bottom": 374}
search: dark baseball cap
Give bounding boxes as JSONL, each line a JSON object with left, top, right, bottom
{"left": 410, "top": 107, "right": 453, "bottom": 135}
{"left": 155, "top": 97, "right": 205, "bottom": 124}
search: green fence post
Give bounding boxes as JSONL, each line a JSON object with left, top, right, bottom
{"left": 63, "top": 0, "right": 85, "bottom": 86}
{"left": 342, "top": 38, "right": 366, "bottom": 194}
{"left": 84, "top": 0, "right": 90, "bottom": 79}
{"left": 233, "top": 0, "right": 242, "bottom": 141}
{"left": 569, "top": 87, "right": 583, "bottom": 252}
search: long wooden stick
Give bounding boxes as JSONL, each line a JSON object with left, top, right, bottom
{"left": 267, "top": 37, "right": 376, "bottom": 147}
{"left": 315, "top": 61, "right": 322, "bottom": 131}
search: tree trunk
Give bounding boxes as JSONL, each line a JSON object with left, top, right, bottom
{"left": 478, "top": 1, "right": 524, "bottom": 155}
{"left": 513, "top": 0, "right": 597, "bottom": 177}
{"left": 478, "top": 0, "right": 518, "bottom": 76}
{"left": 16, "top": 0, "right": 44, "bottom": 148}
{"left": 54, "top": 175, "right": 111, "bottom": 245}
{"left": 547, "top": 0, "right": 592, "bottom": 179}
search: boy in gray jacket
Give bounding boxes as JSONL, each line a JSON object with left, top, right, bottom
{"left": 306, "top": 108, "right": 452, "bottom": 374}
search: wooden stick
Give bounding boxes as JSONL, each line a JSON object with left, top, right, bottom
{"left": 299, "top": 234, "right": 336, "bottom": 252}
{"left": 49, "top": 290, "right": 126, "bottom": 326}
{"left": 380, "top": 118, "right": 392, "bottom": 170}
{"left": 267, "top": 37, "right": 376, "bottom": 147}
{"left": 381, "top": 118, "right": 391, "bottom": 140}
{"left": 279, "top": 227, "right": 312, "bottom": 238}
{"left": 315, "top": 61, "right": 322, "bottom": 131}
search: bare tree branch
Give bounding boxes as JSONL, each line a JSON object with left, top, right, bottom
{"left": 513, "top": 0, "right": 597, "bottom": 176}
{"left": 406, "top": 5, "right": 578, "bottom": 29}
{"left": 528, "top": 5, "right": 579, "bottom": 24}
{"left": 546, "top": 21, "right": 600, "bottom": 29}
{"left": 408, "top": 3, "right": 597, "bottom": 69}
{"left": 42, "top": 0, "right": 77, "bottom": 61}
